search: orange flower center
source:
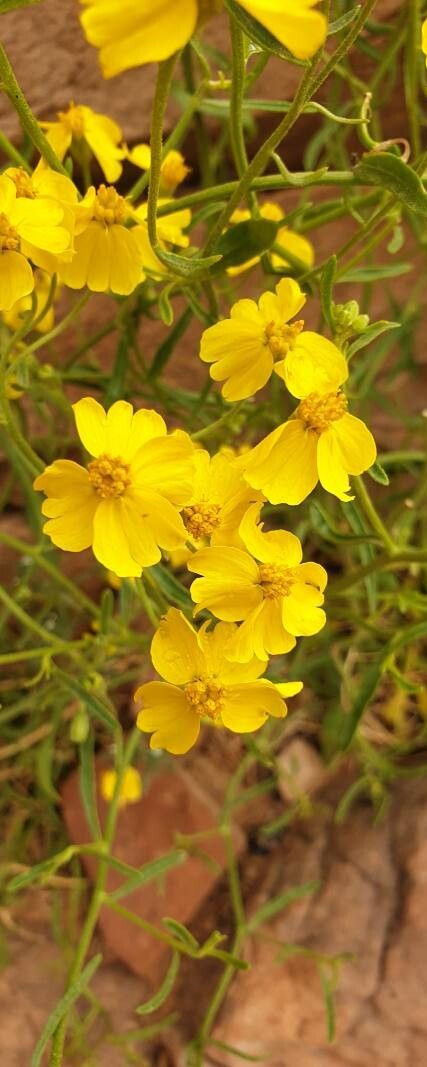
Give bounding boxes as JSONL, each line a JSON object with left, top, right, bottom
{"left": 259, "top": 562, "right": 294, "bottom": 599}
{"left": 88, "top": 454, "right": 131, "bottom": 498}
{"left": 58, "top": 103, "right": 85, "bottom": 138}
{"left": 93, "top": 184, "right": 128, "bottom": 226}
{"left": 182, "top": 502, "right": 221, "bottom": 539}
{"left": 0, "top": 213, "right": 19, "bottom": 252}
{"left": 184, "top": 677, "right": 224, "bottom": 720}
{"left": 7, "top": 168, "right": 35, "bottom": 199}
{"left": 264, "top": 319, "right": 304, "bottom": 359}
{"left": 297, "top": 391, "right": 348, "bottom": 434}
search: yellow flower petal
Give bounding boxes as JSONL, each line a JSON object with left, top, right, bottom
{"left": 125, "top": 409, "right": 167, "bottom": 459}
{"left": 81, "top": 0, "right": 198, "bottom": 77}
{"left": 239, "top": 501, "right": 302, "bottom": 565}
{"left": 282, "top": 584, "right": 326, "bottom": 637}
{"left": 198, "top": 620, "right": 267, "bottom": 682}
{"left": 106, "top": 225, "right": 145, "bottom": 295}
{"left": 119, "top": 496, "right": 162, "bottom": 568}
{"left": 258, "top": 277, "right": 306, "bottom": 325}
{"left": 151, "top": 608, "right": 205, "bottom": 684}
{"left": 105, "top": 400, "right": 134, "bottom": 456}
{"left": 317, "top": 415, "right": 377, "bottom": 501}
{"left": 0, "top": 251, "right": 33, "bottom": 311}
{"left": 221, "top": 680, "right": 286, "bottom": 732}
{"left": 244, "top": 419, "right": 319, "bottom": 505}
{"left": 275, "top": 681, "right": 303, "bottom": 698}
{"left": 271, "top": 227, "right": 314, "bottom": 270}
{"left": 82, "top": 106, "right": 125, "bottom": 182}
{"left": 200, "top": 318, "right": 271, "bottom": 403}
{"left": 130, "top": 489, "right": 188, "bottom": 551}
{"left": 275, "top": 332, "right": 348, "bottom": 399}
{"left": 41, "top": 493, "right": 97, "bottom": 552}
{"left": 92, "top": 498, "right": 142, "bottom": 577}
{"left": 131, "top": 434, "right": 195, "bottom": 505}
{"left": 135, "top": 681, "right": 200, "bottom": 754}
{"left": 237, "top": 0, "right": 327, "bottom": 61}
{"left": 73, "top": 397, "right": 108, "bottom": 457}
{"left": 34, "top": 458, "right": 91, "bottom": 496}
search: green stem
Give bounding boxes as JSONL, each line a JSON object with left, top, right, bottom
{"left": 203, "top": 0, "right": 379, "bottom": 255}
{"left": 0, "top": 43, "right": 69, "bottom": 174}
{"left": 353, "top": 475, "right": 396, "bottom": 554}
{"left": 147, "top": 55, "right": 178, "bottom": 249}
{"left": 229, "top": 15, "right": 249, "bottom": 181}
{"left": 329, "top": 549, "right": 427, "bottom": 594}
{"left": 0, "top": 531, "right": 100, "bottom": 619}
{"left": 0, "top": 127, "right": 30, "bottom": 169}
{"left": 0, "top": 583, "right": 67, "bottom": 645}
{"left": 20, "top": 291, "right": 90, "bottom": 360}
{"left": 48, "top": 729, "right": 140, "bottom": 1066}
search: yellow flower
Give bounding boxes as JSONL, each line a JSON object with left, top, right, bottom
{"left": 41, "top": 102, "right": 125, "bottom": 183}
{"left": 34, "top": 398, "right": 195, "bottom": 577}
{"left": 242, "top": 360, "right": 377, "bottom": 505}
{"left": 236, "top": 0, "right": 327, "bottom": 60}
{"left": 80, "top": 0, "right": 199, "bottom": 77}
{"left": 133, "top": 199, "right": 192, "bottom": 251}
{"left": 2, "top": 269, "right": 59, "bottom": 334}
{"left": 101, "top": 766, "right": 143, "bottom": 807}
{"left": 135, "top": 607, "right": 302, "bottom": 754}
{"left": 227, "top": 202, "right": 314, "bottom": 276}
{"left": 189, "top": 503, "right": 327, "bottom": 661}
{"left": 0, "top": 174, "right": 69, "bottom": 311}
{"left": 57, "top": 184, "right": 151, "bottom": 294}
{"left": 5, "top": 163, "right": 78, "bottom": 273}
{"left": 199, "top": 277, "right": 345, "bottom": 402}
{"left": 181, "top": 448, "right": 262, "bottom": 547}
{"left": 127, "top": 144, "right": 191, "bottom": 193}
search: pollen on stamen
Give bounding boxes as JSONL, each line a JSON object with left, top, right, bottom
{"left": 88, "top": 453, "right": 131, "bottom": 498}
{"left": 7, "top": 168, "right": 35, "bottom": 199}
{"left": 93, "top": 184, "right": 129, "bottom": 226}
{"left": 259, "top": 562, "right": 294, "bottom": 599}
{"left": 0, "top": 214, "right": 20, "bottom": 252}
{"left": 184, "top": 677, "right": 224, "bottom": 720}
{"left": 264, "top": 319, "right": 304, "bottom": 359}
{"left": 182, "top": 502, "right": 221, "bottom": 540}
{"left": 297, "top": 390, "right": 348, "bottom": 434}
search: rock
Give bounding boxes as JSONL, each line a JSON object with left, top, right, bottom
{"left": 210, "top": 779, "right": 427, "bottom": 1067}
{"left": 277, "top": 738, "right": 330, "bottom": 801}
{"left": 61, "top": 761, "right": 245, "bottom": 982}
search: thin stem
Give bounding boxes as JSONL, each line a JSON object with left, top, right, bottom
{"left": 353, "top": 476, "right": 396, "bottom": 554}
{"left": 229, "top": 16, "right": 249, "bottom": 180}
{"left": 329, "top": 549, "right": 427, "bottom": 594}
{"left": 0, "top": 43, "right": 69, "bottom": 174}
{"left": 0, "top": 127, "right": 30, "bottom": 169}
{"left": 0, "top": 583, "right": 68, "bottom": 645}
{"left": 147, "top": 55, "right": 178, "bottom": 249}
{"left": 0, "top": 531, "right": 100, "bottom": 619}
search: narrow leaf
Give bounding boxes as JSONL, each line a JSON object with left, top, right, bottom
{"left": 136, "top": 952, "right": 180, "bottom": 1014}
{"left": 347, "top": 320, "right": 399, "bottom": 357}
{"left": 31, "top": 954, "right": 102, "bottom": 1066}
{"left": 367, "top": 460, "right": 390, "bottom": 486}
{"left": 354, "top": 152, "right": 427, "bottom": 215}
{"left": 110, "top": 851, "right": 186, "bottom": 901}
{"left": 248, "top": 882, "right": 320, "bottom": 931}
{"left": 320, "top": 256, "right": 337, "bottom": 331}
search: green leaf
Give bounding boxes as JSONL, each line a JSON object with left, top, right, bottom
{"left": 56, "top": 669, "right": 118, "bottom": 732}
{"left": 79, "top": 731, "right": 102, "bottom": 841}
{"left": 148, "top": 563, "right": 192, "bottom": 610}
{"left": 248, "top": 882, "right": 320, "bottom": 932}
{"left": 367, "top": 460, "right": 390, "bottom": 486}
{"left": 320, "top": 256, "right": 337, "bottom": 331}
{"left": 0, "top": 0, "right": 42, "bottom": 10}
{"left": 31, "top": 954, "right": 102, "bottom": 1066}
{"left": 162, "top": 918, "right": 199, "bottom": 951}
{"left": 347, "top": 320, "right": 399, "bottom": 357}
{"left": 158, "top": 284, "right": 175, "bottom": 327}
{"left": 339, "top": 263, "right": 412, "bottom": 283}
{"left": 328, "top": 7, "right": 360, "bottom": 34}
{"left": 223, "top": 0, "right": 306, "bottom": 64}
{"left": 214, "top": 218, "right": 278, "bottom": 269}
{"left": 317, "top": 964, "right": 336, "bottom": 1043}
{"left": 354, "top": 152, "right": 427, "bottom": 215}
{"left": 208, "top": 1039, "right": 264, "bottom": 1062}
{"left": 110, "top": 851, "right": 186, "bottom": 902}
{"left": 136, "top": 952, "right": 180, "bottom": 1015}
{"left": 310, "top": 501, "right": 378, "bottom": 545}
{"left": 154, "top": 246, "right": 222, "bottom": 278}
{"left": 338, "top": 660, "right": 384, "bottom": 749}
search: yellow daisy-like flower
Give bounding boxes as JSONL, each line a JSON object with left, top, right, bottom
{"left": 57, "top": 184, "right": 151, "bottom": 295}
{"left": 2, "top": 269, "right": 59, "bottom": 335}
{"left": 40, "top": 102, "right": 125, "bottom": 183}
{"left": 242, "top": 359, "right": 377, "bottom": 505}
{"left": 100, "top": 766, "right": 143, "bottom": 807}
{"left": 188, "top": 504, "right": 327, "bottom": 661}
{"left": 199, "top": 277, "right": 345, "bottom": 403}
{"left": 0, "top": 174, "right": 69, "bottom": 311}
{"left": 227, "top": 202, "right": 314, "bottom": 277}
{"left": 80, "top": 0, "right": 199, "bottom": 77}
{"left": 34, "top": 398, "right": 195, "bottom": 577}
{"left": 5, "top": 163, "right": 78, "bottom": 273}
{"left": 135, "top": 607, "right": 302, "bottom": 754}
{"left": 180, "top": 448, "right": 262, "bottom": 548}
{"left": 127, "top": 144, "right": 191, "bottom": 193}
{"left": 237, "top": 0, "right": 327, "bottom": 60}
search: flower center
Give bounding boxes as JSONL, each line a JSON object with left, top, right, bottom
{"left": 0, "top": 213, "right": 20, "bottom": 252}
{"left": 297, "top": 390, "right": 348, "bottom": 434}
{"left": 184, "top": 677, "right": 224, "bottom": 721}
{"left": 7, "top": 167, "right": 35, "bottom": 199}
{"left": 264, "top": 319, "right": 304, "bottom": 359}
{"left": 259, "top": 562, "right": 294, "bottom": 599}
{"left": 182, "top": 502, "right": 221, "bottom": 540}
{"left": 93, "top": 184, "right": 128, "bottom": 226}
{"left": 58, "top": 103, "right": 85, "bottom": 138}
{"left": 88, "top": 454, "right": 131, "bottom": 498}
